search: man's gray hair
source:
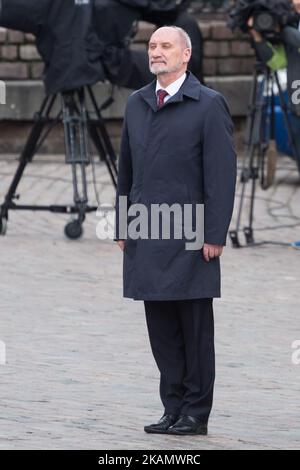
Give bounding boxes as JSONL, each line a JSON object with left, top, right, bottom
{"left": 168, "top": 26, "right": 192, "bottom": 51}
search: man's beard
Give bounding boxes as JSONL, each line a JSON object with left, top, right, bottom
{"left": 149, "top": 62, "right": 183, "bottom": 75}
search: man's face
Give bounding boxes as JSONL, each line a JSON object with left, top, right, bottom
{"left": 292, "top": 0, "right": 300, "bottom": 15}
{"left": 148, "top": 27, "right": 191, "bottom": 76}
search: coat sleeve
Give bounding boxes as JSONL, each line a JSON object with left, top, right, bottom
{"left": 253, "top": 40, "right": 287, "bottom": 71}
{"left": 282, "top": 26, "right": 300, "bottom": 50}
{"left": 202, "top": 93, "right": 237, "bottom": 246}
{"left": 113, "top": 106, "right": 133, "bottom": 241}
{"left": 252, "top": 39, "right": 274, "bottom": 65}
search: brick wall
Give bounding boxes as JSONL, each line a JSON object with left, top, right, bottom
{"left": 0, "top": 18, "right": 255, "bottom": 153}
{"left": 0, "top": 29, "right": 43, "bottom": 80}
{"left": 0, "top": 20, "right": 255, "bottom": 80}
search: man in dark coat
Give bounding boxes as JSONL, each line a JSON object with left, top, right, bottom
{"left": 114, "top": 26, "right": 237, "bottom": 435}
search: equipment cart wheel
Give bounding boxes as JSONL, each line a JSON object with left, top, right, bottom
{"left": 64, "top": 220, "right": 83, "bottom": 240}
{"left": 0, "top": 217, "right": 8, "bottom": 236}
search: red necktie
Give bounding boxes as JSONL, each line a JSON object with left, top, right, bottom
{"left": 157, "top": 89, "right": 169, "bottom": 109}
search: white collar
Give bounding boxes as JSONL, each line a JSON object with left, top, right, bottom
{"left": 155, "top": 72, "right": 187, "bottom": 98}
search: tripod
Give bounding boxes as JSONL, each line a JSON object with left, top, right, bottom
{"left": 0, "top": 85, "right": 118, "bottom": 239}
{"left": 229, "top": 61, "right": 298, "bottom": 248}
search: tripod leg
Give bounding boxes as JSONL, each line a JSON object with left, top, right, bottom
{"left": 260, "top": 73, "right": 278, "bottom": 189}
{"left": 230, "top": 66, "right": 262, "bottom": 247}
{"left": 87, "top": 86, "right": 117, "bottom": 179}
{"left": 87, "top": 121, "right": 117, "bottom": 188}
{"left": 61, "top": 90, "right": 91, "bottom": 239}
{"left": 244, "top": 66, "right": 260, "bottom": 150}
{"left": 231, "top": 63, "right": 276, "bottom": 247}
{"left": 0, "top": 95, "right": 56, "bottom": 222}
{"left": 230, "top": 169, "right": 249, "bottom": 247}
{"left": 243, "top": 73, "right": 271, "bottom": 243}
{"left": 244, "top": 70, "right": 276, "bottom": 242}
{"left": 244, "top": 149, "right": 260, "bottom": 245}
{"left": 77, "top": 89, "right": 89, "bottom": 212}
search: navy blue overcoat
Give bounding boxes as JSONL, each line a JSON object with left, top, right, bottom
{"left": 114, "top": 71, "right": 237, "bottom": 300}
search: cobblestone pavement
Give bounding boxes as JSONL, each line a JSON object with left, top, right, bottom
{"left": 0, "top": 154, "right": 299, "bottom": 450}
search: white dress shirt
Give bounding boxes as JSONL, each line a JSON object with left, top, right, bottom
{"left": 155, "top": 72, "right": 187, "bottom": 104}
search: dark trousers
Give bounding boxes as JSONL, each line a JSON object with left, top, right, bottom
{"left": 144, "top": 298, "right": 215, "bottom": 423}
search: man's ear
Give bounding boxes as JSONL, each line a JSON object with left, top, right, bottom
{"left": 184, "top": 48, "right": 192, "bottom": 63}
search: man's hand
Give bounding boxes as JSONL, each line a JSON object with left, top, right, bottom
{"left": 203, "top": 243, "right": 223, "bottom": 262}
{"left": 247, "top": 17, "right": 263, "bottom": 42}
{"left": 116, "top": 240, "right": 223, "bottom": 259}
{"left": 116, "top": 240, "right": 125, "bottom": 251}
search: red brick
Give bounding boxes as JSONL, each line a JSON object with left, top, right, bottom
{"left": 130, "top": 43, "right": 147, "bottom": 52}
{"left": 0, "top": 28, "right": 7, "bottom": 43}
{"left": 19, "top": 45, "right": 41, "bottom": 61}
{"left": 1, "top": 45, "right": 18, "bottom": 61}
{"left": 231, "top": 41, "right": 255, "bottom": 57}
{"left": 205, "top": 40, "right": 230, "bottom": 58}
{"left": 7, "top": 30, "right": 24, "bottom": 43}
{"left": 203, "top": 58, "right": 217, "bottom": 76}
{"left": 25, "top": 33, "right": 35, "bottom": 43}
{"left": 240, "top": 57, "right": 256, "bottom": 74}
{"left": 134, "top": 21, "right": 155, "bottom": 42}
{"left": 0, "top": 62, "right": 28, "bottom": 79}
{"left": 198, "top": 22, "right": 211, "bottom": 39}
{"left": 217, "top": 58, "right": 242, "bottom": 75}
{"left": 211, "top": 21, "right": 235, "bottom": 40}
{"left": 31, "top": 63, "right": 45, "bottom": 79}
{"left": 204, "top": 41, "right": 219, "bottom": 57}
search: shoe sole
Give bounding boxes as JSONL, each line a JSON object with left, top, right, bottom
{"left": 144, "top": 426, "right": 170, "bottom": 434}
{"left": 166, "top": 428, "right": 207, "bottom": 436}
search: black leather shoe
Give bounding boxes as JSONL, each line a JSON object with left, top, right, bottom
{"left": 166, "top": 415, "right": 208, "bottom": 435}
{"left": 144, "top": 413, "right": 179, "bottom": 434}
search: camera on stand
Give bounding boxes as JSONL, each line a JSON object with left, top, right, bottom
{"left": 228, "top": 0, "right": 297, "bottom": 40}
{"left": 227, "top": 0, "right": 299, "bottom": 248}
